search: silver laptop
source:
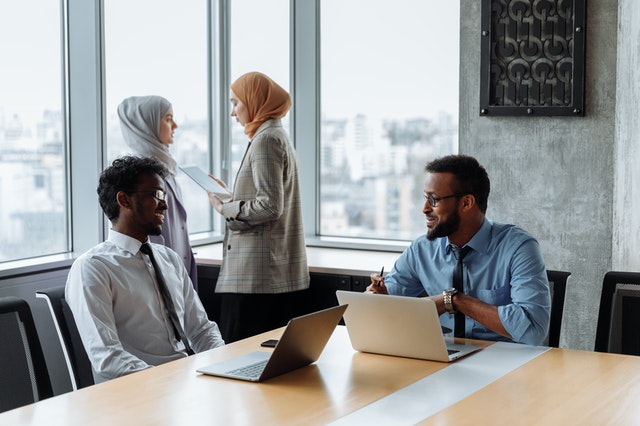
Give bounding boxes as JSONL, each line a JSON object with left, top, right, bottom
{"left": 197, "top": 304, "right": 347, "bottom": 382}
{"left": 335, "top": 291, "right": 481, "bottom": 362}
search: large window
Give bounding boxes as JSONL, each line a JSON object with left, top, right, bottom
{"left": 103, "top": 0, "right": 212, "bottom": 234}
{"left": 320, "top": 0, "right": 460, "bottom": 241}
{"left": 1, "top": 1, "right": 461, "bottom": 268}
{"left": 228, "top": 0, "right": 290, "bottom": 181}
{"left": 0, "top": 0, "right": 67, "bottom": 262}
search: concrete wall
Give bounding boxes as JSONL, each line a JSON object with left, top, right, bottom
{"left": 613, "top": 0, "right": 640, "bottom": 271}
{"left": 459, "top": 0, "right": 638, "bottom": 350}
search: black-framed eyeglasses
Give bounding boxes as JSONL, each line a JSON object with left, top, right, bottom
{"left": 423, "top": 193, "right": 464, "bottom": 207}
{"left": 126, "top": 189, "right": 167, "bottom": 202}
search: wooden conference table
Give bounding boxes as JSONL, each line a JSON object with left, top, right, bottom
{"left": 3, "top": 327, "right": 640, "bottom": 425}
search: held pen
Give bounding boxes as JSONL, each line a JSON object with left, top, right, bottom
{"left": 377, "top": 266, "right": 384, "bottom": 287}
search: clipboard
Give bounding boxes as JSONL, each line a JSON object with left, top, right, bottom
{"left": 179, "top": 166, "right": 232, "bottom": 201}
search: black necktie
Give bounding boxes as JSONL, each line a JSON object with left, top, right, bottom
{"left": 140, "top": 243, "right": 194, "bottom": 355}
{"left": 452, "top": 245, "right": 472, "bottom": 338}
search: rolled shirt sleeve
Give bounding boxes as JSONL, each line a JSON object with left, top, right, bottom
{"left": 497, "top": 239, "right": 550, "bottom": 345}
{"left": 384, "top": 219, "right": 550, "bottom": 345}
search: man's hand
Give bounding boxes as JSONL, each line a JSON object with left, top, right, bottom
{"left": 365, "top": 272, "right": 388, "bottom": 294}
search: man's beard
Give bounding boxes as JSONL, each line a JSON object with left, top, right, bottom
{"left": 134, "top": 199, "right": 164, "bottom": 237}
{"left": 426, "top": 210, "right": 461, "bottom": 241}
{"left": 148, "top": 224, "right": 163, "bottom": 236}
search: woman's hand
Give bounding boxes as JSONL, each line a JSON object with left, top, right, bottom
{"left": 208, "top": 192, "right": 224, "bottom": 214}
{"left": 208, "top": 174, "right": 230, "bottom": 192}
{"left": 207, "top": 174, "right": 232, "bottom": 214}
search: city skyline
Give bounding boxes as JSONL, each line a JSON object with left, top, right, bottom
{"left": 0, "top": 108, "right": 456, "bottom": 261}
{"left": 1, "top": 0, "right": 459, "bottom": 262}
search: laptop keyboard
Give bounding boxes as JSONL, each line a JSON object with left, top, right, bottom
{"left": 225, "top": 359, "right": 268, "bottom": 378}
{"left": 447, "top": 349, "right": 460, "bottom": 355}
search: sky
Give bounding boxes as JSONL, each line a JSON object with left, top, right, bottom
{"left": 1, "top": 0, "right": 459, "bottom": 124}
{"left": 320, "top": 0, "right": 460, "bottom": 120}
{"left": 1, "top": 0, "right": 62, "bottom": 123}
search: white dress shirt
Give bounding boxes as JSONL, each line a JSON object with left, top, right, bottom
{"left": 66, "top": 229, "right": 224, "bottom": 381}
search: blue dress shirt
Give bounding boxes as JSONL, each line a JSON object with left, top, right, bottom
{"left": 384, "top": 219, "right": 550, "bottom": 345}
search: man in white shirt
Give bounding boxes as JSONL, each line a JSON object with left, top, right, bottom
{"left": 66, "top": 156, "right": 224, "bottom": 381}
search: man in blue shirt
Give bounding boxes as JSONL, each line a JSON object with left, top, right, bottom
{"left": 367, "top": 155, "right": 550, "bottom": 345}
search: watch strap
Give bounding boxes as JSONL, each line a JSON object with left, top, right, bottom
{"left": 443, "top": 289, "right": 457, "bottom": 314}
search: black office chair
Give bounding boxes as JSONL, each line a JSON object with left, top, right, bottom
{"left": 594, "top": 271, "right": 640, "bottom": 354}
{"left": 0, "top": 296, "right": 54, "bottom": 412}
{"left": 36, "top": 286, "right": 95, "bottom": 390}
{"left": 546, "top": 270, "right": 571, "bottom": 348}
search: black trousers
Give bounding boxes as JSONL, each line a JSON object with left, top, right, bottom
{"left": 218, "top": 290, "right": 307, "bottom": 343}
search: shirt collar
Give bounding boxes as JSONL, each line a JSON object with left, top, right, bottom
{"left": 251, "top": 118, "right": 281, "bottom": 140}
{"left": 107, "top": 229, "right": 148, "bottom": 255}
{"left": 446, "top": 218, "right": 492, "bottom": 254}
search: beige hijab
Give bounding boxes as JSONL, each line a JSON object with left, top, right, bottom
{"left": 117, "top": 95, "right": 177, "bottom": 175}
{"left": 230, "top": 72, "right": 291, "bottom": 139}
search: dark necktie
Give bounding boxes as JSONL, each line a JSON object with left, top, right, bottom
{"left": 452, "top": 245, "right": 472, "bottom": 338}
{"left": 140, "top": 243, "right": 194, "bottom": 355}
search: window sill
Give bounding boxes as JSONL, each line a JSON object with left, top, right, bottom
{"left": 195, "top": 242, "right": 403, "bottom": 277}
{"left": 1, "top": 239, "right": 406, "bottom": 280}
{"left": 0, "top": 253, "right": 76, "bottom": 279}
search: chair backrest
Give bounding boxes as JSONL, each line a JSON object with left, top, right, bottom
{"left": 36, "top": 286, "right": 94, "bottom": 390}
{"left": 0, "top": 296, "right": 53, "bottom": 412}
{"left": 546, "top": 270, "right": 572, "bottom": 348}
{"left": 595, "top": 271, "right": 640, "bottom": 354}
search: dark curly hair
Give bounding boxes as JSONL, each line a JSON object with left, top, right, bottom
{"left": 98, "top": 156, "right": 168, "bottom": 221}
{"left": 425, "top": 155, "right": 490, "bottom": 213}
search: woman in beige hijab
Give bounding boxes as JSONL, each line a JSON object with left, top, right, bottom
{"left": 117, "top": 95, "right": 198, "bottom": 290}
{"left": 208, "top": 72, "right": 309, "bottom": 342}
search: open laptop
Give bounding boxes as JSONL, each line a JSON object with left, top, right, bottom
{"left": 197, "top": 304, "right": 347, "bottom": 382}
{"left": 335, "top": 290, "right": 481, "bottom": 362}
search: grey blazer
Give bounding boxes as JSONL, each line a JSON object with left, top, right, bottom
{"left": 216, "top": 119, "right": 310, "bottom": 294}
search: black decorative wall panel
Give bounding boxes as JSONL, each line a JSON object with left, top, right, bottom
{"left": 479, "top": 0, "right": 586, "bottom": 116}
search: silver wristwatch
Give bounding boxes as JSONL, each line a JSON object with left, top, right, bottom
{"left": 443, "top": 288, "right": 459, "bottom": 314}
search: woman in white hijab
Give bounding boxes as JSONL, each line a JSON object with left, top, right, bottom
{"left": 117, "top": 95, "right": 198, "bottom": 290}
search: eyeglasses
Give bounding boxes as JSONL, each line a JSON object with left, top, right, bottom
{"left": 423, "top": 193, "right": 463, "bottom": 207}
{"left": 127, "top": 189, "right": 167, "bottom": 202}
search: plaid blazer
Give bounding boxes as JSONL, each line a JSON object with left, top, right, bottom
{"left": 216, "top": 119, "right": 310, "bottom": 293}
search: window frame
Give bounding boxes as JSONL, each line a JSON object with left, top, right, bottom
{"left": 3, "top": 0, "right": 432, "bottom": 273}
{"left": 66, "top": 0, "right": 105, "bottom": 256}
{"left": 293, "top": 0, "right": 415, "bottom": 251}
{"left": 291, "top": 0, "right": 321, "bottom": 243}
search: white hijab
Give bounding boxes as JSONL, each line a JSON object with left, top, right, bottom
{"left": 117, "top": 95, "right": 177, "bottom": 175}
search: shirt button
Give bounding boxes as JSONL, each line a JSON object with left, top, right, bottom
{"left": 227, "top": 245, "right": 231, "bottom": 250}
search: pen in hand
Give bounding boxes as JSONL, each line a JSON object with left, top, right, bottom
{"left": 376, "top": 266, "right": 384, "bottom": 287}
